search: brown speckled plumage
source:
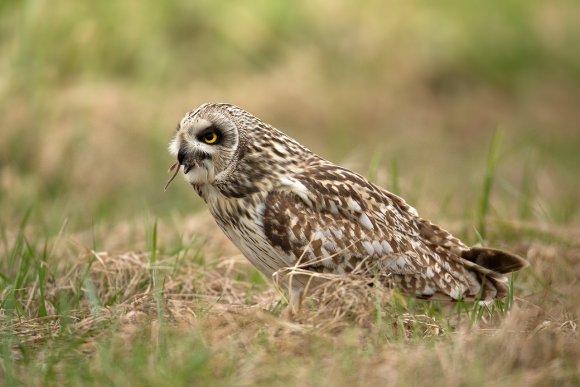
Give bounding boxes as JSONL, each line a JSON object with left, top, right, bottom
{"left": 169, "top": 103, "right": 528, "bottom": 301}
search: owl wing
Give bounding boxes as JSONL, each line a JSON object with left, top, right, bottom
{"left": 262, "top": 165, "right": 478, "bottom": 299}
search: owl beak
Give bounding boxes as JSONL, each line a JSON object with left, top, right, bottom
{"left": 166, "top": 142, "right": 209, "bottom": 190}
{"left": 177, "top": 146, "right": 187, "bottom": 166}
{"left": 164, "top": 145, "right": 200, "bottom": 190}
{"left": 183, "top": 163, "right": 195, "bottom": 174}
{"left": 177, "top": 145, "right": 195, "bottom": 174}
{"left": 177, "top": 144, "right": 204, "bottom": 174}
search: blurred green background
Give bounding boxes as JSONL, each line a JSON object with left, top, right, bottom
{"left": 1, "top": 0, "right": 579, "bottom": 236}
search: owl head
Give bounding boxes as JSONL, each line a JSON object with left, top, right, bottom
{"left": 169, "top": 103, "right": 311, "bottom": 193}
{"left": 169, "top": 103, "right": 244, "bottom": 186}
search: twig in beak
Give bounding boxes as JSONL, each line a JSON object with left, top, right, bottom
{"left": 164, "top": 162, "right": 180, "bottom": 191}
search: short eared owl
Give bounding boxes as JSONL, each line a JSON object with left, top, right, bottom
{"left": 168, "top": 103, "right": 527, "bottom": 301}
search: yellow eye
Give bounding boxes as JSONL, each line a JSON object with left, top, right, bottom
{"left": 203, "top": 132, "right": 218, "bottom": 144}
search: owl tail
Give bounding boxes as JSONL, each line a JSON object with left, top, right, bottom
{"left": 462, "top": 247, "right": 529, "bottom": 274}
{"left": 459, "top": 247, "right": 529, "bottom": 300}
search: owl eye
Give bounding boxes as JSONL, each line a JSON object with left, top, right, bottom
{"left": 200, "top": 130, "right": 220, "bottom": 145}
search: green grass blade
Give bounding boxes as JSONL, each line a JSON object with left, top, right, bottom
{"left": 390, "top": 159, "right": 400, "bottom": 196}
{"left": 33, "top": 239, "right": 49, "bottom": 317}
{"left": 477, "top": 130, "right": 503, "bottom": 240}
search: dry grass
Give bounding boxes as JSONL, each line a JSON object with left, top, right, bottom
{"left": 1, "top": 214, "right": 578, "bottom": 386}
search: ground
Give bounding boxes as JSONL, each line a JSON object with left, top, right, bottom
{"left": 1, "top": 1, "right": 579, "bottom": 386}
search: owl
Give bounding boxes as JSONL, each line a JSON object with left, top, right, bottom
{"left": 167, "top": 103, "right": 527, "bottom": 302}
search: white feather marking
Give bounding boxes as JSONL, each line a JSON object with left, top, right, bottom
{"left": 381, "top": 241, "right": 393, "bottom": 254}
{"left": 331, "top": 229, "right": 344, "bottom": 239}
{"left": 272, "top": 142, "right": 288, "bottom": 156}
{"left": 168, "top": 139, "right": 180, "bottom": 155}
{"left": 329, "top": 201, "right": 339, "bottom": 214}
{"left": 281, "top": 177, "right": 313, "bottom": 208}
{"left": 184, "top": 166, "right": 209, "bottom": 184}
{"left": 347, "top": 198, "right": 362, "bottom": 212}
{"left": 407, "top": 205, "right": 419, "bottom": 217}
{"left": 382, "top": 255, "right": 413, "bottom": 274}
{"left": 362, "top": 241, "right": 375, "bottom": 256}
{"left": 359, "top": 213, "right": 374, "bottom": 231}
{"left": 323, "top": 242, "right": 337, "bottom": 252}
{"left": 422, "top": 287, "right": 436, "bottom": 296}
{"left": 425, "top": 267, "right": 434, "bottom": 278}
{"left": 192, "top": 118, "right": 212, "bottom": 131}
{"left": 449, "top": 285, "right": 464, "bottom": 300}
{"left": 372, "top": 240, "right": 383, "bottom": 256}
{"left": 358, "top": 212, "right": 375, "bottom": 231}
{"left": 255, "top": 202, "right": 266, "bottom": 218}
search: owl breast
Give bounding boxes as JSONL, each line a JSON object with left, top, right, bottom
{"left": 200, "top": 186, "right": 289, "bottom": 279}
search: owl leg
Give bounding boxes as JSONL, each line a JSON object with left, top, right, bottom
{"left": 288, "top": 287, "right": 304, "bottom": 314}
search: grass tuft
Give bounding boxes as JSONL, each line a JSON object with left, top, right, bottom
{"left": 0, "top": 214, "right": 577, "bottom": 384}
